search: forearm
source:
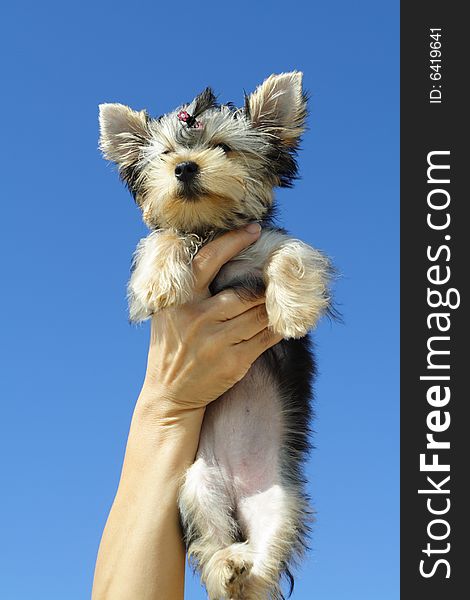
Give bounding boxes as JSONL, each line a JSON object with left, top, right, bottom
{"left": 92, "top": 386, "right": 205, "bottom": 600}
{"left": 91, "top": 227, "right": 277, "bottom": 599}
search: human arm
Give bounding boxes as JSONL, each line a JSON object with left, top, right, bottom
{"left": 91, "top": 225, "right": 283, "bottom": 600}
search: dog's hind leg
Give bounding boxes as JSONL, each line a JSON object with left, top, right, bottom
{"left": 179, "top": 458, "right": 250, "bottom": 600}
{"left": 236, "top": 484, "right": 304, "bottom": 599}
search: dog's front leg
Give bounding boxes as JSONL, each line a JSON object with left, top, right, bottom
{"left": 264, "top": 237, "right": 332, "bottom": 338}
{"left": 216, "top": 229, "right": 332, "bottom": 339}
{"left": 127, "top": 229, "right": 195, "bottom": 322}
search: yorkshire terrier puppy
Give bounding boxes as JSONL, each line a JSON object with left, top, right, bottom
{"left": 99, "top": 71, "right": 332, "bottom": 600}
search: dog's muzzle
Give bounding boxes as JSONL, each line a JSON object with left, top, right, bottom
{"left": 175, "top": 161, "right": 201, "bottom": 200}
{"left": 175, "top": 161, "right": 199, "bottom": 183}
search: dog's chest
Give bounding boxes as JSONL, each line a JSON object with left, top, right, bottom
{"left": 199, "top": 245, "right": 285, "bottom": 488}
{"left": 197, "top": 357, "right": 283, "bottom": 493}
{"left": 210, "top": 259, "right": 262, "bottom": 294}
{"left": 196, "top": 229, "right": 295, "bottom": 486}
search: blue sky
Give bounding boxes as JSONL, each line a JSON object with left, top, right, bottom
{"left": 0, "top": 1, "right": 399, "bottom": 598}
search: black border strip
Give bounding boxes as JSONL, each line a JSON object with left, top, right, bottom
{"left": 401, "top": 2, "right": 466, "bottom": 598}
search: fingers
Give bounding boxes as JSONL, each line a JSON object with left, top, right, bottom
{"left": 238, "top": 327, "right": 283, "bottom": 360}
{"left": 192, "top": 224, "right": 261, "bottom": 291}
{"left": 205, "top": 288, "right": 265, "bottom": 321}
{"left": 223, "top": 303, "right": 269, "bottom": 343}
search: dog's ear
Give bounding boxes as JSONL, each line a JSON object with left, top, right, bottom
{"left": 98, "top": 103, "right": 150, "bottom": 167}
{"left": 245, "top": 71, "right": 307, "bottom": 147}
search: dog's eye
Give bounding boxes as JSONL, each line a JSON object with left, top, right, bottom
{"left": 161, "top": 149, "right": 172, "bottom": 155}
{"left": 215, "top": 143, "right": 231, "bottom": 153}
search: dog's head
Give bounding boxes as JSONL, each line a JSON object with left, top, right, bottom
{"left": 99, "top": 72, "right": 307, "bottom": 234}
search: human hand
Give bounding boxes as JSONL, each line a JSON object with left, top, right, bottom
{"left": 141, "top": 224, "right": 283, "bottom": 416}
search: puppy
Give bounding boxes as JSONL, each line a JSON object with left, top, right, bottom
{"left": 99, "top": 71, "right": 332, "bottom": 599}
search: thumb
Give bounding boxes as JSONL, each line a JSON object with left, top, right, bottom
{"left": 192, "top": 224, "right": 261, "bottom": 290}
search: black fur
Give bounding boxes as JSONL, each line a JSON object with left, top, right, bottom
{"left": 118, "top": 111, "right": 152, "bottom": 202}
{"left": 280, "top": 568, "right": 295, "bottom": 600}
{"left": 102, "top": 79, "right": 323, "bottom": 598}
{"left": 192, "top": 86, "right": 218, "bottom": 116}
{"left": 209, "top": 261, "right": 316, "bottom": 599}
{"left": 207, "top": 227, "right": 315, "bottom": 590}
{"left": 244, "top": 87, "right": 309, "bottom": 188}
{"left": 243, "top": 91, "right": 251, "bottom": 121}
{"left": 266, "top": 335, "right": 315, "bottom": 551}
{"left": 120, "top": 163, "right": 142, "bottom": 202}
{"left": 209, "top": 272, "right": 265, "bottom": 301}
{"left": 266, "top": 140, "right": 300, "bottom": 188}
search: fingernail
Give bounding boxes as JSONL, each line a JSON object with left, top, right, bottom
{"left": 244, "top": 222, "right": 261, "bottom": 234}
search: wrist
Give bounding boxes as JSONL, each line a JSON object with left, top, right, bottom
{"left": 119, "top": 386, "right": 205, "bottom": 487}
{"left": 137, "top": 381, "right": 206, "bottom": 423}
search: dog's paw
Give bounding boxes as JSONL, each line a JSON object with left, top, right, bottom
{"left": 265, "top": 241, "right": 331, "bottom": 339}
{"left": 145, "top": 270, "right": 194, "bottom": 311}
{"left": 128, "top": 267, "right": 194, "bottom": 321}
{"left": 127, "top": 230, "right": 195, "bottom": 322}
{"left": 204, "top": 543, "right": 253, "bottom": 600}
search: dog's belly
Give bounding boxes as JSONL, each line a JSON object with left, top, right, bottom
{"left": 197, "top": 247, "right": 285, "bottom": 497}
{"left": 197, "top": 357, "right": 283, "bottom": 497}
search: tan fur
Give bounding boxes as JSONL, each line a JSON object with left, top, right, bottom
{"left": 247, "top": 71, "right": 306, "bottom": 146}
{"left": 203, "top": 543, "right": 254, "bottom": 600}
{"left": 179, "top": 360, "right": 310, "bottom": 600}
{"left": 265, "top": 240, "right": 331, "bottom": 338}
{"left": 98, "top": 103, "right": 149, "bottom": 166}
{"left": 99, "top": 73, "right": 333, "bottom": 599}
{"left": 201, "top": 485, "right": 304, "bottom": 600}
{"left": 127, "top": 229, "right": 195, "bottom": 321}
{"left": 139, "top": 146, "right": 271, "bottom": 232}
{"left": 215, "top": 229, "right": 332, "bottom": 339}
{"left": 98, "top": 92, "right": 280, "bottom": 235}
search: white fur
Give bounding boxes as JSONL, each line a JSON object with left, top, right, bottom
{"left": 100, "top": 72, "right": 333, "bottom": 599}
{"left": 216, "top": 229, "right": 332, "bottom": 338}
{"left": 128, "top": 228, "right": 331, "bottom": 336}
{"left": 180, "top": 359, "right": 292, "bottom": 599}
{"left": 129, "top": 227, "right": 331, "bottom": 597}
{"left": 127, "top": 229, "right": 195, "bottom": 321}
{"left": 247, "top": 71, "right": 306, "bottom": 144}
{"left": 98, "top": 103, "right": 149, "bottom": 166}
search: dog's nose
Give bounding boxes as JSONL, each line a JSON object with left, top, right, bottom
{"left": 175, "top": 161, "right": 199, "bottom": 183}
